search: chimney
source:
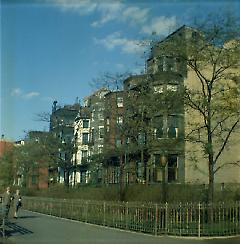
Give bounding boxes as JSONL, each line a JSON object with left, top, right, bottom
{"left": 52, "top": 101, "right": 58, "bottom": 113}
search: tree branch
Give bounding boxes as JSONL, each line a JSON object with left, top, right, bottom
{"left": 214, "top": 118, "right": 240, "bottom": 165}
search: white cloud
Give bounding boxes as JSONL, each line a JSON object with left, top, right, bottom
{"left": 50, "top": 0, "right": 151, "bottom": 28}
{"left": 91, "top": 2, "right": 123, "bottom": 27}
{"left": 50, "top": 0, "right": 98, "bottom": 15}
{"left": 94, "top": 32, "right": 145, "bottom": 54}
{"left": 141, "top": 16, "right": 177, "bottom": 36}
{"left": 122, "top": 6, "right": 150, "bottom": 25}
{"left": 91, "top": 4, "right": 150, "bottom": 27}
{"left": 11, "top": 88, "right": 23, "bottom": 97}
{"left": 11, "top": 88, "right": 40, "bottom": 100}
{"left": 24, "top": 92, "right": 40, "bottom": 99}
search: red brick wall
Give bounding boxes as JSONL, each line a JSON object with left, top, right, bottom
{"left": 0, "top": 140, "right": 13, "bottom": 157}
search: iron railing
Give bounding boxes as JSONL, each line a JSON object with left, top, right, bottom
{"left": 22, "top": 197, "right": 240, "bottom": 237}
{"left": 0, "top": 199, "right": 6, "bottom": 238}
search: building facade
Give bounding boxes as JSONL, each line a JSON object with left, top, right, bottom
{"left": 71, "top": 107, "right": 91, "bottom": 185}
{"left": 50, "top": 101, "right": 80, "bottom": 184}
{"left": 103, "top": 90, "right": 125, "bottom": 184}
{"left": 46, "top": 26, "right": 239, "bottom": 187}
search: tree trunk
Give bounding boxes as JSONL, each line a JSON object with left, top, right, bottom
{"left": 208, "top": 160, "right": 214, "bottom": 223}
{"left": 162, "top": 166, "right": 167, "bottom": 203}
{"left": 64, "top": 169, "right": 69, "bottom": 187}
{"left": 119, "top": 155, "right": 125, "bottom": 201}
{"left": 208, "top": 161, "right": 214, "bottom": 203}
{"left": 141, "top": 148, "right": 146, "bottom": 182}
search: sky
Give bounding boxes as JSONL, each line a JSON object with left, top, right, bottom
{"left": 1, "top": 0, "right": 239, "bottom": 141}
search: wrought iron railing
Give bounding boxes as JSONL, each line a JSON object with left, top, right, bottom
{"left": 22, "top": 197, "right": 240, "bottom": 237}
{"left": 0, "top": 200, "right": 6, "bottom": 238}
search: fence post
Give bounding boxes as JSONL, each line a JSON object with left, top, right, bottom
{"left": 125, "top": 202, "right": 129, "bottom": 230}
{"left": 103, "top": 202, "right": 106, "bottom": 226}
{"left": 198, "top": 202, "right": 201, "bottom": 238}
{"left": 49, "top": 199, "right": 51, "bottom": 215}
{"left": 71, "top": 199, "right": 74, "bottom": 220}
{"left": 154, "top": 204, "right": 158, "bottom": 236}
{"left": 179, "top": 202, "right": 182, "bottom": 236}
{"left": 85, "top": 200, "right": 88, "bottom": 222}
{"left": 165, "top": 202, "right": 168, "bottom": 235}
{"left": 59, "top": 201, "right": 62, "bottom": 218}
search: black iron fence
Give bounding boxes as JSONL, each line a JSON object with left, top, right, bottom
{"left": 22, "top": 197, "right": 240, "bottom": 237}
{"left": 0, "top": 200, "right": 6, "bottom": 238}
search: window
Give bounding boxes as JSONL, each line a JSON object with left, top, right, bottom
{"left": 138, "top": 132, "right": 146, "bottom": 145}
{"left": 153, "top": 85, "right": 164, "bottom": 93}
{"left": 152, "top": 58, "right": 158, "bottom": 74}
{"left": 154, "top": 115, "right": 164, "bottom": 138}
{"left": 162, "top": 56, "right": 167, "bottom": 71}
{"left": 167, "top": 84, "right": 178, "bottom": 92}
{"left": 167, "top": 57, "right": 175, "bottom": 71}
{"left": 91, "top": 110, "right": 95, "bottom": 121}
{"left": 173, "top": 57, "right": 179, "bottom": 72}
{"left": 32, "top": 175, "right": 38, "bottom": 185}
{"left": 82, "top": 133, "right": 89, "bottom": 144}
{"left": 98, "top": 147, "right": 103, "bottom": 154}
{"left": 81, "top": 150, "right": 88, "bottom": 159}
{"left": 80, "top": 171, "right": 86, "bottom": 184}
{"left": 116, "top": 139, "right": 122, "bottom": 147}
{"left": 99, "top": 126, "right": 104, "bottom": 139}
{"left": 161, "top": 56, "right": 178, "bottom": 72}
{"left": 137, "top": 161, "right": 144, "bottom": 178}
{"left": 83, "top": 120, "right": 89, "bottom": 128}
{"left": 154, "top": 154, "right": 161, "bottom": 165}
{"left": 154, "top": 155, "right": 162, "bottom": 181}
{"left": 168, "top": 155, "right": 178, "bottom": 182}
{"left": 98, "top": 112, "right": 104, "bottom": 120}
{"left": 117, "top": 97, "right": 123, "bottom": 107}
{"left": 91, "top": 128, "right": 95, "bottom": 143}
{"left": 167, "top": 115, "right": 179, "bottom": 138}
{"left": 117, "top": 116, "right": 123, "bottom": 124}
{"left": 59, "top": 152, "right": 66, "bottom": 160}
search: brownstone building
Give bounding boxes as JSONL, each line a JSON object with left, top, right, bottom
{"left": 103, "top": 90, "right": 125, "bottom": 184}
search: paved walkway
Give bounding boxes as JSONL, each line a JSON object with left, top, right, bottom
{"left": 2, "top": 210, "right": 240, "bottom": 244}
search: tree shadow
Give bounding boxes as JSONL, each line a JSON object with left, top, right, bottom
{"left": 5, "top": 222, "right": 33, "bottom": 237}
{"left": 16, "top": 216, "right": 39, "bottom": 219}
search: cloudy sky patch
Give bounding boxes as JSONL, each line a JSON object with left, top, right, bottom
{"left": 142, "top": 16, "right": 178, "bottom": 36}
{"left": 94, "top": 32, "right": 145, "bottom": 54}
{"left": 11, "top": 88, "right": 40, "bottom": 100}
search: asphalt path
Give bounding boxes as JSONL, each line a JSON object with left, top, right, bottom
{"left": 2, "top": 210, "right": 240, "bottom": 244}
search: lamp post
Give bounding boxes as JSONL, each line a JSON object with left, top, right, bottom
{"left": 160, "top": 155, "right": 167, "bottom": 203}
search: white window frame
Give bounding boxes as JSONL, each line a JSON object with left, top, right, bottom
{"left": 167, "top": 84, "right": 178, "bottom": 92}
{"left": 99, "top": 126, "right": 104, "bottom": 139}
{"left": 117, "top": 97, "right": 123, "bottom": 107}
{"left": 153, "top": 85, "right": 164, "bottom": 93}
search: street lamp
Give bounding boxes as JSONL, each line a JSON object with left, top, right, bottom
{"left": 160, "top": 155, "right": 167, "bottom": 203}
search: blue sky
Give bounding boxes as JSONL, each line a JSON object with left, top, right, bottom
{"left": 1, "top": 0, "right": 239, "bottom": 141}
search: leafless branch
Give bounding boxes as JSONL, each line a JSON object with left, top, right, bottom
{"left": 214, "top": 118, "right": 240, "bottom": 165}
{"left": 214, "top": 160, "right": 240, "bottom": 174}
{"left": 34, "top": 112, "right": 51, "bottom": 123}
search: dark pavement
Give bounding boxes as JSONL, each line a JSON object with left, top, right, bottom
{"left": 2, "top": 210, "right": 239, "bottom": 244}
